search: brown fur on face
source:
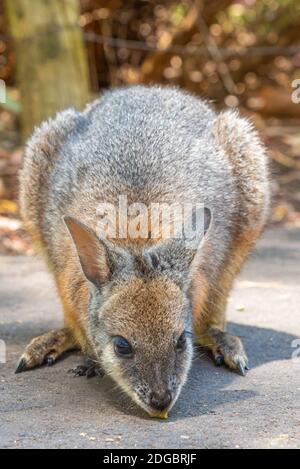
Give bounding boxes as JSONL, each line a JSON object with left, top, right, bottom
{"left": 59, "top": 215, "right": 203, "bottom": 415}
{"left": 88, "top": 276, "right": 193, "bottom": 415}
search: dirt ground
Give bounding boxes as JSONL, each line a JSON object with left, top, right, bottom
{"left": 0, "top": 226, "right": 299, "bottom": 449}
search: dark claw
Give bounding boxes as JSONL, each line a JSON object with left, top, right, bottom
{"left": 237, "top": 362, "right": 246, "bottom": 376}
{"left": 68, "top": 365, "right": 88, "bottom": 377}
{"left": 46, "top": 356, "right": 55, "bottom": 367}
{"left": 15, "top": 358, "right": 28, "bottom": 374}
{"left": 245, "top": 364, "right": 250, "bottom": 371}
{"left": 68, "top": 358, "right": 105, "bottom": 379}
{"left": 86, "top": 366, "right": 97, "bottom": 379}
{"left": 215, "top": 355, "right": 224, "bottom": 367}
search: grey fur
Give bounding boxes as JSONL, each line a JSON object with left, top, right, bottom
{"left": 19, "top": 85, "right": 269, "bottom": 414}
{"left": 20, "top": 86, "right": 268, "bottom": 277}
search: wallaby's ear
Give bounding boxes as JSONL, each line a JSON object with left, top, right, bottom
{"left": 64, "top": 216, "right": 112, "bottom": 288}
{"left": 143, "top": 207, "right": 212, "bottom": 285}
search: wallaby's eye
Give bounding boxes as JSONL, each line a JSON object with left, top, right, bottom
{"left": 176, "top": 332, "right": 187, "bottom": 352}
{"left": 113, "top": 336, "right": 133, "bottom": 358}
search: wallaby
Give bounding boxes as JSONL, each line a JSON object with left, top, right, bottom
{"left": 18, "top": 86, "right": 269, "bottom": 417}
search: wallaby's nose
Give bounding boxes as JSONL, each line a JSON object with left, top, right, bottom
{"left": 150, "top": 390, "right": 172, "bottom": 411}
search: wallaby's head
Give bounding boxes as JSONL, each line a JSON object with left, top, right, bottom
{"left": 64, "top": 211, "right": 211, "bottom": 417}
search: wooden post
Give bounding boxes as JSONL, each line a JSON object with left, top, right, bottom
{"left": 5, "top": 0, "right": 90, "bottom": 138}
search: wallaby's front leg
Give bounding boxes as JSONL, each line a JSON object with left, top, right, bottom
{"left": 192, "top": 241, "right": 250, "bottom": 375}
{"left": 193, "top": 287, "right": 249, "bottom": 376}
{"left": 15, "top": 328, "right": 78, "bottom": 373}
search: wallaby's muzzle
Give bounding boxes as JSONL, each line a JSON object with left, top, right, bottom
{"left": 149, "top": 390, "right": 172, "bottom": 411}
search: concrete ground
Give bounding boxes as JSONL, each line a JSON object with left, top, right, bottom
{"left": 0, "top": 226, "right": 299, "bottom": 449}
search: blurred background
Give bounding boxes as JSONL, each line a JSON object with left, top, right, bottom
{"left": 0, "top": 0, "right": 299, "bottom": 255}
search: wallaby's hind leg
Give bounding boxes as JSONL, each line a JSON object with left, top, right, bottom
{"left": 193, "top": 228, "right": 261, "bottom": 375}
{"left": 15, "top": 328, "right": 77, "bottom": 373}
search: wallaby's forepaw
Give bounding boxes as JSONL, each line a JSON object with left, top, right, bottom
{"left": 198, "top": 327, "right": 249, "bottom": 376}
{"left": 68, "top": 358, "right": 104, "bottom": 379}
{"left": 15, "top": 329, "right": 75, "bottom": 373}
{"left": 212, "top": 338, "right": 249, "bottom": 376}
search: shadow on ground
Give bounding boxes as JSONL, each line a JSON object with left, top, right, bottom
{"left": 79, "top": 321, "right": 298, "bottom": 420}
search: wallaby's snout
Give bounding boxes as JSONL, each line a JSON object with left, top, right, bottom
{"left": 149, "top": 390, "right": 172, "bottom": 412}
